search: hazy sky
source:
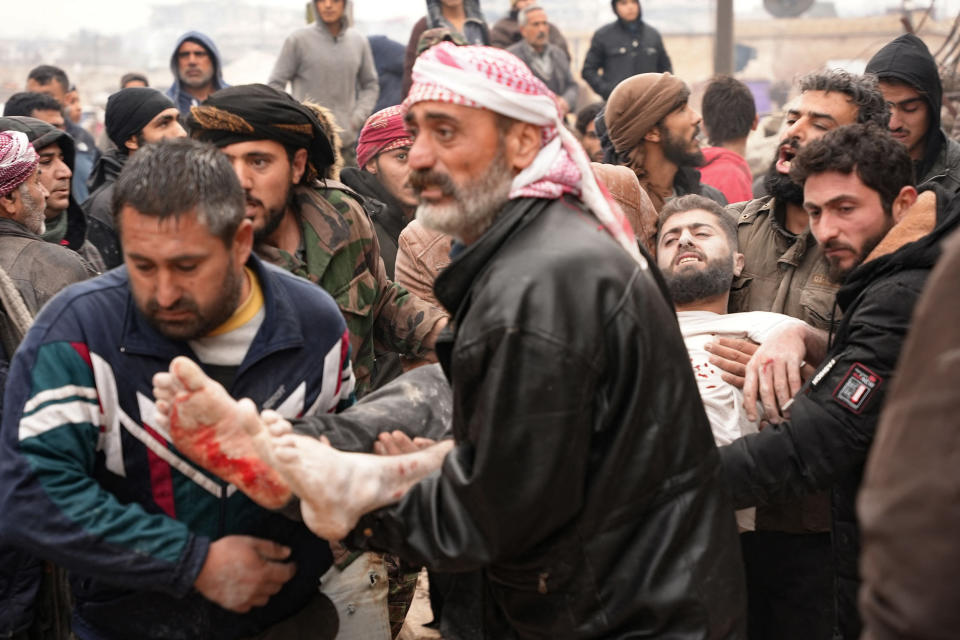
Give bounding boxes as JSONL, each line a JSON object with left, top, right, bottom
{"left": 5, "top": 0, "right": 933, "bottom": 39}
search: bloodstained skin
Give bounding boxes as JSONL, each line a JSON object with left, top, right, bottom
{"left": 170, "top": 404, "right": 292, "bottom": 509}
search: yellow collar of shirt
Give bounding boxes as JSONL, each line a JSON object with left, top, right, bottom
{"left": 206, "top": 267, "right": 263, "bottom": 337}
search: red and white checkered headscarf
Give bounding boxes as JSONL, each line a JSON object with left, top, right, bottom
{"left": 404, "top": 43, "right": 644, "bottom": 264}
{"left": 0, "top": 131, "right": 39, "bottom": 197}
{"left": 356, "top": 105, "right": 414, "bottom": 169}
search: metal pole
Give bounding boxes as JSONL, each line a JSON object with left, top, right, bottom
{"left": 714, "top": 0, "right": 735, "bottom": 75}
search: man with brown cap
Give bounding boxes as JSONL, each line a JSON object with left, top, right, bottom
{"left": 603, "top": 72, "right": 726, "bottom": 212}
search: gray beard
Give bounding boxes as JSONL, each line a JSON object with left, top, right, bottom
{"left": 662, "top": 256, "right": 735, "bottom": 306}
{"left": 416, "top": 150, "right": 514, "bottom": 243}
{"left": 18, "top": 183, "right": 47, "bottom": 235}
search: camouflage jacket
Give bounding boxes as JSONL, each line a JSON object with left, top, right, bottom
{"left": 255, "top": 180, "right": 446, "bottom": 395}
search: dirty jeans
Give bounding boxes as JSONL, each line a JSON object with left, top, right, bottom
{"left": 320, "top": 552, "right": 391, "bottom": 640}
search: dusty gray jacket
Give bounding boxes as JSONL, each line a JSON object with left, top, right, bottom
{"left": 507, "top": 41, "right": 578, "bottom": 108}
{"left": 0, "top": 219, "right": 92, "bottom": 323}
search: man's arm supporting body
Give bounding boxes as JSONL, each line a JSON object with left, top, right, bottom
{"left": 719, "top": 276, "right": 919, "bottom": 509}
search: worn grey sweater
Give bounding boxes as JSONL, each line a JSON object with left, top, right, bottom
{"left": 268, "top": 18, "right": 379, "bottom": 148}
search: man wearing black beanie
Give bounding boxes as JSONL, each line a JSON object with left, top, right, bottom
{"left": 83, "top": 88, "right": 185, "bottom": 235}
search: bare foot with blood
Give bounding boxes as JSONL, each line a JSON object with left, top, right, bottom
{"left": 248, "top": 412, "right": 454, "bottom": 541}
{"left": 152, "top": 356, "right": 293, "bottom": 509}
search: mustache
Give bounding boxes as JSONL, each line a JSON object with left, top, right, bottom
{"left": 778, "top": 136, "right": 800, "bottom": 153}
{"left": 823, "top": 240, "right": 854, "bottom": 253}
{"left": 146, "top": 296, "right": 198, "bottom": 315}
{"left": 245, "top": 193, "right": 263, "bottom": 208}
{"left": 674, "top": 244, "right": 705, "bottom": 264}
{"left": 408, "top": 169, "right": 457, "bottom": 197}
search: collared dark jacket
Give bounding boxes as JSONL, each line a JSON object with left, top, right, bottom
{"left": 866, "top": 33, "right": 960, "bottom": 195}
{"left": 581, "top": 2, "right": 671, "bottom": 99}
{"left": 82, "top": 148, "right": 126, "bottom": 234}
{"left": 0, "top": 116, "right": 120, "bottom": 270}
{"left": 339, "top": 167, "right": 411, "bottom": 280}
{"left": 720, "top": 184, "right": 960, "bottom": 639}
{"left": 350, "top": 196, "right": 746, "bottom": 639}
{"left": 0, "top": 257, "right": 353, "bottom": 640}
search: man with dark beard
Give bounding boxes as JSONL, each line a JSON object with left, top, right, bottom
{"left": 707, "top": 71, "right": 888, "bottom": 640}
{"left": 602, "top": 72, "right": 726, "bottom": 212}
{"left": 656, "top": 194, "right": 806, "bottom": 533}
{"left": 720, "top": 122, "right": 960, "bottom": 638}
{"left": 0, "top": 138, "right": 357, "bottom": 639}
{"left": 153, "top": 43, "right": 747, "bottom": 640}
{"left": 188, "top": 84, "right": 446, "bottom": 397}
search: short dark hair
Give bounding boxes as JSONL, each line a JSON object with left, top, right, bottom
{"left": 790, "top": 123, "right": 914, "bottom": 215}
{"left": 658, "top": 194, "right": 739, "bottom": 249}
{"left": 575, "top": 102, "right": 604, "bottom": 136}
{"left": 799, "top": 70, "right": 889, "bottom": 128}
{"left": 702, "top": 75, "right": 756, "bottom": 146}
{"left": 27, "top": 65, "right": 70, "bottom": 93}
{"left": 2, "top": 92, "right": 64, "bottom": 118}
{"left": 120, "top": 72, "right": 150, "bottom": 88}
{"left": 112, "top": 138, "right": 246, "bottom": 245}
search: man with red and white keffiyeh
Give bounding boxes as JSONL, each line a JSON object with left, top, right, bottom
{"left": 156, "top": 43, "right": 748, "bottom": 639}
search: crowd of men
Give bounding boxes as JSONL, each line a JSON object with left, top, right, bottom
{"left": 0, "top": 1, "right": 959, "bottom": 639}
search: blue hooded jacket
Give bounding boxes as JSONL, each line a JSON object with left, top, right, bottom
{"left": 165, "top": 31, "right": 229, "bottom": 116}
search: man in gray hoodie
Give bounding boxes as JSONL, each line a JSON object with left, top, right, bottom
{"left": 268, "top": 0, "right": 379, "bottom": 167}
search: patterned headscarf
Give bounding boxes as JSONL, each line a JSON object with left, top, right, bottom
{"left": 0, "top": 131, "right": 39, "bottom": 197}
{"left": 356, "top": 106, "right": 413, "bottom": 169}
{"left": 404, "top": 43, "right": 644, "bottom": 264}
{"left": 606, "top": 72, "right": 687, "bottom": 181}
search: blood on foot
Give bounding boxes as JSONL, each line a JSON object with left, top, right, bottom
{"left": 170, "top": 405, "right": 291, "bottom": 509}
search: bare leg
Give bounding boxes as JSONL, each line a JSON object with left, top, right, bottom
{"left": 247, "top": 413, "right": 453, "bottom": 540}
{"left": 152, "top": 356, "right": 293, "bottom": 509}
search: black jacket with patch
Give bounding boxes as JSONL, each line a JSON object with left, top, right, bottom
{"left": 719, "top": 184, "right": 960, "bottom": 639}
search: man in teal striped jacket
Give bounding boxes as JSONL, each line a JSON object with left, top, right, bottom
{"left": 0, "top": 139, "right": 355, "bottom": 639}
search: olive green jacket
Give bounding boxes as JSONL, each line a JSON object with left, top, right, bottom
{"left": 255, "top": 181, "right": 446, "bottom": 395}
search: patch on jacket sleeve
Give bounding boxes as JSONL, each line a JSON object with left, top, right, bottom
{"left": 832, "top": 363, "right": 882, "bottom": 414}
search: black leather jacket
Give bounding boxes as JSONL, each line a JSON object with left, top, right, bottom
{"left": 351, "top": 196, "right": 746, "bottom": 638}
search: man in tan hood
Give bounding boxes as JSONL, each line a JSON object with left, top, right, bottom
{"left": 603, "top": 72, "right": 727, "bottom": 212}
